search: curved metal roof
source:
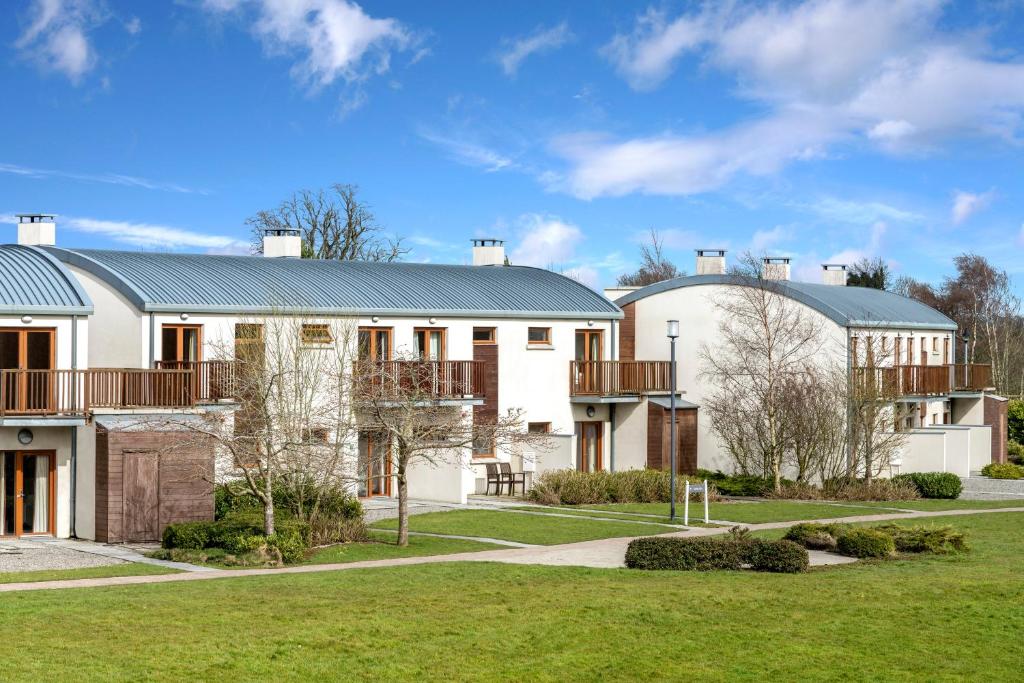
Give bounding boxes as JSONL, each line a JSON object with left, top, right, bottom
{"left": 45, "top": 248, "right": 621, "bottom": 320}
{"left": 0, "top": 245, "right": 93, "bottom": 315}
{"left": 615, "top": 275, "right": 956, "bottom": 330}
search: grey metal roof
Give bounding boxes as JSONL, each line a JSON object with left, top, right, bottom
{"left": 0, "top": 245, "right": 93, "bottom": 315}
{"left": 45, "top": 248, "right": 621, "bottom": 320}
{"left": 615, "top": 275, "right": 957, "bottom": 331}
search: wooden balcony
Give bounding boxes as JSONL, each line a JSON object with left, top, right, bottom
{"left": 353, "top": 360, "right": 485, "bottom": 401}
{"left": 154, "top": 360, "right": 237, "bottom": 402}
{"left": 0, "top": 366, "right": 237, "bottom": 418}
{"left": 851, "top": 363, "right": 995, "bottom": 398}
{"left": 570, "top": 360, "right": 673, "bottom": 397}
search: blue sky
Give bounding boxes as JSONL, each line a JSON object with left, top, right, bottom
{"left": 3, "top": 0, "right": 1024, "bottom": 291}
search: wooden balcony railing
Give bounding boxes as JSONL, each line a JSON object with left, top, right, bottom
{"left": 0, "top": 366, "right": 236, "bottom": 418}
{"left": 154, "top": 360, "right": 237, "bottom": 402}
{"left": 851, "top": 363, "right": 995, "bottom": 398}
{"left": 353, "top": 360, "right": 485, "bottom": 400}
{"left": 951, "top": 363, "right": 994, "bottom": 392}
{"left": 570, "top": 360, "right": 673, "bottom": 396}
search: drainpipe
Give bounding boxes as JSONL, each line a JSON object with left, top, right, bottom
{"left": 609, "top": 319, "right": 617, "bottom": 472}
{"left": 846, "top": 327, "right": 854, "bottom": 476}
{"left": 70, "top": 315, "right": 78, "bottom": 538}
{"left": 149, "top": 312, "right": 156, "bottom": 367}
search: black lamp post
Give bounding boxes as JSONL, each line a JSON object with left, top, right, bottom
{"left": 667, "top": 319, "right": 679, "bottom": 521}
{"left": 961, "top": 331, "right": 971, "bottom": 387}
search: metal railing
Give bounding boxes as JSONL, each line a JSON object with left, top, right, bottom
{"left": 353, "top": 360, "right": 485, "bottom": 400}
{"left": 570, "top": 360, "right": 673, "bottom": 396}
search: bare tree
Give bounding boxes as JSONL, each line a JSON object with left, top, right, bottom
{"left": 617, "top": 229, "right": 684, "bottom": 287}
{"left": 847, "top": 332, "right": 907, "bottom": 482}
{"left": 248, "top": 183, "right": 407, "bottom": 262}
{"left": 780, "top": 364, "right": 848, "bottom": 483}
{"left": 352, "top": 356, "right": 548, "bottom": 546}
{"left": 699, "top": 253, "right": 829, "bottom": 491}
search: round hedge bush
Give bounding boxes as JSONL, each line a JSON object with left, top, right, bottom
{"left": 980, "top": 463, "right": 1024, "bottom": 480}
{"left": 892, "top": 472, "right": 962, "bottom": 499}
{"left": 837, "top": 528, "right": 895, "bottom": 559}
{"left": 783, "top": 523, "right": 844, "bottom": 550}
{"left": 746, "top": 539, "right": 809, "bottom": 573}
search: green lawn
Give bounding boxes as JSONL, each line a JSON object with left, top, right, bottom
{"left": 0, "top": 512, "right": 1021, "bottom": 680}
{"left": 371, "top": 509, "right": 672, "bottom": 545}
{"left": 508, "top": 506, "right": 691, "bottom": 525}
{"left": 577, "top": 500, "right": 883, "bottom": 523}
{"left": 303, "top": 531, "right": 501, "bottom": 564}
{"left": 0, "top": 562, "right": 177, "bottom": 585}
{"left": 845, "top": 499, "right": 1024, "bottom": 512}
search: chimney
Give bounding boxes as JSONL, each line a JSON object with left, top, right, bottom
{"left": 762, "top": 256, "right": 791, "bottom": 281}
{"left": 821, "top": 263, "right": 848, "bottom": 286}
{"left": 472, "top": 238, "right": 505, "bottom": 266}
{"left": 16, "top": 214, "right": 56, "bottom": 246}
{"left": 262, "top": 228, "right": 301, "bottom": 258}
{"left": 695, "top": 249, "right": 726, "bottom": 275}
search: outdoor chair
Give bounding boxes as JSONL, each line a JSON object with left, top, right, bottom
{"left": 484, "top": 463, "right": 506, "bottom": 495}
{"left": 499, "top": 462, "right": 527, "bottom": 496}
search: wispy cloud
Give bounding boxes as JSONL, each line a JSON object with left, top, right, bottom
{"left": 15, "top": 0, "right": 102, "bottom": 83}
{"left": 801, "top": 197, "right": 923, "bottom": 225}
{"left": 750, "top": 225, "right": 792, "bottom": 252}
{"left": 417, "top": 131, "right": 515, "bottom": 172}
{"left": 497, "top": 22, "right": 573, "bottom": 77}
{"left": 0, "top": 162, "right": 208, "bottom": 194}
{"left": 62, "top": 216, "right": 248, "bottom": 252}
{"left": 951, "top": 190, "right": 995, "bottom": 225}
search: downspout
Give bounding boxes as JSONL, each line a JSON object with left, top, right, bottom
{"left": 610, "top": 319, "right": 617, "bottom": 472}
{"left": 846, "top": 326, "right": 854, "bottom": 477}
{"left": 149, "top": 312, "right": 156, "bottom": 367}
{"left": 70, "top": 314, "right": 78, "bottom": 538}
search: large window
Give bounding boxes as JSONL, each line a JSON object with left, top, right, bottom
{"left": 161, "top": 325, "right": 202, "bottom": 362}
{"left": 358, "top": 327, "right": 392, "bottom": 361}
{"left": 0, "top": 329, "right": 55, "bottom": 414}
{"left": 414, "top": 328, "right": 446, "bottom": 360}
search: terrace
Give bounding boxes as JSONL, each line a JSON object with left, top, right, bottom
{"left": 352, "top": 360, "right": 486, "bottom": 402}
{"left": 851, "top": 363, "right": 994, "bottom": 397}
{"left": 569, "top": 360, "right": 674, "bottom": 398}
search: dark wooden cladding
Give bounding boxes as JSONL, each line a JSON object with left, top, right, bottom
{"left": 473, "top": 342, "right": 499, "bottom": 441}
{"left": 353, "top": 360, "right": 485, "bottom": 399}
{"left": 570, "top": 360, "right": 672, "bottom": 396}
{"left": 984, "top": 396, "right": 1008, "bottom": 465}
{"left": 619, "top": 302, "right": 636, "bottom": 361}
{"left": 94, "top": 426, "right": 214, "bottom": 543}
{"left": 646, "top": 402, "right": 698, "bottom": 474}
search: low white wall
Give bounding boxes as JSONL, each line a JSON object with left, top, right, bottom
{"left": 407, "top": 448, "right": 473, "bottom": 504}
{"left": 893, "top": 429, "right": 947, "bottom": 475}
{"left": 961, "top": 424, "right": 992, "bottom": 475}
{"left": 612, "top": 401, "right": 647, "bottom": 471}
{"left": 924, "top": 426, "right": 971, "bottom": 477}
{"left": 533, "top": 434, "right": 573, "bottom": 475}
{"left": 952, "top": 396, "right": 984, "bottom": 424}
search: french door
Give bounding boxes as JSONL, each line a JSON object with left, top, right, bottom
{"left": 0, "top": 451, "right": 55, "bottom": 537}
{"left": 358, "top": 327, "right": 392, "bottom": 361}
{"left": 161, "top": 325, "right": 202, "bottom": 363}
{"left": 575, "top": 422, "right": 603, "bottom": 472}
{"left": 357, "top": 433, "right": 393, "bottom": 497}
{"left": 0, "top": 328, "right": 55, "bottom": 414}
{"left": 575, "top": 330, "right": 603, "bottom": 393}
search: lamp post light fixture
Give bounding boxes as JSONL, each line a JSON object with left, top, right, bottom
{"left": 961, "top": 330, "right": 971, "bottom": 388}
{"left": 667, "top": 320, "right": 680, "bottom": 521}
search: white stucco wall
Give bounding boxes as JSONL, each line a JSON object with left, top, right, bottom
{"left": 924, "top": 425, "right": 972, "bottom": 477}
{"left": 611, "top": 400, "right": 648, "bottom": 471}
{"left": 65, "top": 266, "right": 143, "bottom": 369}
{"left": 894, "top": 429, "right": 947, "bottom": 475}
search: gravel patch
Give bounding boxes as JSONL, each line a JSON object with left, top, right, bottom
{"left": 0, "top": 540, "right": 124, "bottom": 573}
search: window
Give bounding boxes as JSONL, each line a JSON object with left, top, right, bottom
{"left": 414, "top": 328, "right": 446, "bottom": 360}
{"left": 894, "top": 337, "right": 902, "bottom": 366}
{"left": 302, "top": 427, "right": 330, "bottom": 444}
{"left": 161, "top": 325, "right": 202, "bottom": 362}
{"left": 528, "top": 327, "right": 551, "bottom": 345}
{"left": 528, "top": 422, "right": 552, "bottom": 434}
{"left": 358, "top": 327, "right": 392, "bottom": 361}
{"left": 472, "top": 430, "right": 495, "bottom": 459}
{"left": 301, "top": 324, "right": 333, "bottom": 345}
{"left": 473, "top": 327, "right": 496, "bottom": 345}
{"left": 932, "top": 337, "right": 939, "bottom": 352}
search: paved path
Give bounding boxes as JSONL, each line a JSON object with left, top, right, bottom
{"left": 0, "top": 506, "right": 1020, "bottom": 594}
{"left": 31, "top": 538, "right": 216, "bottom": 573}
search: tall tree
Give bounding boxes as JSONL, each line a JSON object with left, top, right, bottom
{"left": 617, "top": 229, "right": 683, "bottom": 287}
{"left": 248, "top": 184, "right": 407, "bottom": 261}
{"left": 846, "top": 257, "right": 890, "bottom": 290}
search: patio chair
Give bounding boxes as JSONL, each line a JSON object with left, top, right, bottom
{"left": 484, "top": 463, "right": 506, "bottom": 496}
{"left": 499, "top": 462, "right": 527, "bottom": 496}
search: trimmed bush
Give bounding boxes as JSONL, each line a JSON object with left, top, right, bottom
{"left": 893, "top": 472, "right": 962, "bottom": 499}
{"left": 1008, "top": 400, "right": 1024, "bottom": 444}
{"left": 528, "top": 469, "right": 719, "bottom": 506}
{"left": 161, "top": 521, "right": 211, "bottom": 550}
{"left": 836, "top": 528, "right": 895, "bottom": 558}
{"left": 980, "top": 463, "right": 1024, "bottom": 480}
{"left": 1008, "top": 441, "right": 1024, "bottom": 466}
{"left": 784, "top": 523, "right": 845, "bottom": 550}
{"left": 268, "top": 528, "right": 309, "bottom": 564}
{"left": 825, "top": 478, "right": 921, "bottom": 501}
{"left": 745, "top": 539, "right": 809, "bottom": 573}
{"left": 870, "top": 524, "right": 968, "bottom": 554}
{"left": 625, "top": 537, "right": 746, "bottom": 571}
{"left": 697, "top": 469, "right": 775, "bottom": 497}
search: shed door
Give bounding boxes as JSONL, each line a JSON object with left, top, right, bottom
{"left": 123, "top": 451, "right": 160, "bottom": 542}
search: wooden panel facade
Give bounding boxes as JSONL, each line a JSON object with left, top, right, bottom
{"left": 619, "top": 302, "right": 636, "bottom": 361}
{"left": 646, "top": 402, "right": 698, "bottom": 474}
{"left": 94, "top": 426, "right": 214, "bottom": 543}
{"left": 472, "top": 342, "right": 499, "bottom": 456}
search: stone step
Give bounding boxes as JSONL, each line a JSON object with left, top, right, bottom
{"left": 959, "top": 475, "right": 1024, "bottom": 499}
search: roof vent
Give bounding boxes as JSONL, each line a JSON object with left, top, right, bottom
{"left": 472, "top": 238, "right": 505, "bottom": 266}
{"left": 696, "top": 249, "right": 726, "bottom": 275}
{"left": 16, "top": 214, "right": 56, "bottom": 247}
{"left": 263, "top": 228, "right": 301, "bottom": 258}
{"left": 822, "top": 264, "right": 848, "bottom": 286}
{"left": 762, "top": 256, "right": 791, "bottom": 281}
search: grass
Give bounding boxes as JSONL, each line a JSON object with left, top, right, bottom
{"left": 0, "top": 512, "right": 1021, "bottom": 680}
{"left": 0, "top": 562, "right": 177, "bottom": 585}
{"left": 846, "top": 499, "right": 1024, "bottom": 511}
{"left": 303, "top": 531, "right": 501, "bottom": 564}
{"left": 371, "top": 509, "right": 672, "bottom": 545}
{"left": 576, "top": 500, "right": 883, "bottom": 523}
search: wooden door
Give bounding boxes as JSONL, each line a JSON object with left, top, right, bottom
{"left": 575, "top": 330, "right": 603, "bottom": 392}
{"left": 0, "top": 451, "right": 55, "bottom": 537}
{"left": 575, "top": 421, "right": 603, "bottom": 472}
{"left": 123, "top": 451, "right": 160, "bottom": 542}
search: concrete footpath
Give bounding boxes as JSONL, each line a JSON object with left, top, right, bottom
{"left": 0, "top": 506, "right": 1020, "bottom": 594}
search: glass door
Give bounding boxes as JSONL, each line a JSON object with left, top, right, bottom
{"left": 575, "top": 330, "right": 603, "bottom": 393}
{"left": 575, "top": 422, "right": 603, "bottom": 473}
{"left": 0, "top": 451, "right": 54, "bottom": 537}
{"left": 0, "top": 329, "right": 55, "bottom": 414}
{"left": 357, "top": 433, "right": 392, "bottom": 498}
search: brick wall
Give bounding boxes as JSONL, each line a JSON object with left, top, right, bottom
{"left": 984, "top": 396, "right": 1008, "bottom": 464}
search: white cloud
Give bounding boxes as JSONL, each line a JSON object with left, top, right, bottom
{"left": 802, "top": 197, "right": 923, "bottom": 225}
{"left": 62, "top": 216, "right": 248, "bottom": 252}
{"left": 0, "top": 161, "right": 207, "bottom": 194}
{"left": 509, "top": 214, "right": 582, "bottom": 267}
{"left": 751, "top": 225, "right": 791, "bottom": 252}
{"left": 15, "top": 0, "right": 103, "bottom": 83}
{"left": 828, "top": 220, "right": 887, "bottom": 264}
{"left": 417, "top": 131, "right": 514, "bottom": 172}
{"left": 951, "top": 190, "right": 994, "bottom": 225}
{"left": 566, "top": 1, "right": 1024, "bottom": 199}
{"left": 124, "top": 16, "right": 141, "bottom": 35}
{"left": 204, "top": 0, "right": 415, "bottom": 96}
{"left": 497, "top": 22, "right": 572, "bottom": 77}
